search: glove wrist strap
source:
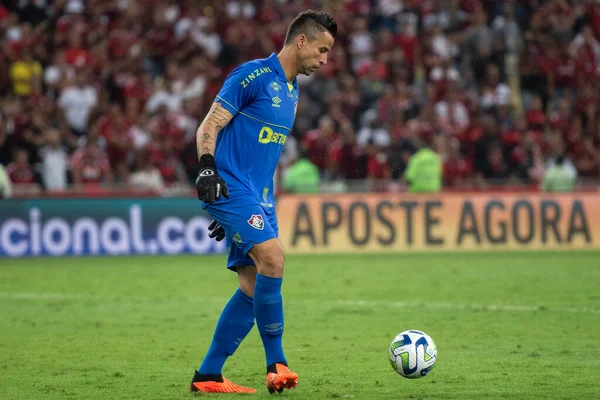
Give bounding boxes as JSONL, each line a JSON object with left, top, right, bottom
{"left": 199, "top": 154, "right": 217, "bottom": 170}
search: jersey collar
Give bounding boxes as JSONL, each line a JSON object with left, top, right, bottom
{"left": 268, "top": 53, "right": 298, "bottom": 91}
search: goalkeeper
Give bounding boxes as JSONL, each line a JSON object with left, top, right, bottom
{"left": 190, "top": 10, "right": 337, "bottom": 394}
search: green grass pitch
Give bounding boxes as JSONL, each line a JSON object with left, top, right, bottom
{"left": 1, "top": 252, "right": 599, "bottom": 400}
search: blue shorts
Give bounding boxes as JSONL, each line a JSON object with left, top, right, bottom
{"left": 205, "top": 195, "right": 278, "bottom": 271}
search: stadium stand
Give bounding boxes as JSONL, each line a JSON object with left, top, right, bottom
{"left": 0, "top": 0, "right": 599, "bottom": 198}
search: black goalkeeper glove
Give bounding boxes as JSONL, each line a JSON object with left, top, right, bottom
{"left": 196, "top": 154, "right": 229, "bottom": 204}
{"left": 207, "top": 220, "right": 226, "bottom": 242}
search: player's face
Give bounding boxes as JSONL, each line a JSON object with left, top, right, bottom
{"left": 297, "top": 31, "right": 335, "bottom": 76}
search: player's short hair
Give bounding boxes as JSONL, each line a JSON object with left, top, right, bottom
{"left": 284, "top": 10, "right": 337, "bottom": 45}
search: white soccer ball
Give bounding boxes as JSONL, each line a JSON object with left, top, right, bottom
{"left": 389, "top": 330, "right": 437, "bottom": 379}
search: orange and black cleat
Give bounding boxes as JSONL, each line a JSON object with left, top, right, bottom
{"left": 190, "top": 373, "right": 256, "bottom": 394}
{"left": 266, "top": 363, "right": 298, "bottom": 394}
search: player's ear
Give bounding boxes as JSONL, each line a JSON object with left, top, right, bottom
{"left": 297, "top": 34, "right": 307, "bottom": 49}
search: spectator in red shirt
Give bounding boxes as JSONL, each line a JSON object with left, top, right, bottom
{"left": 147, "top": 104, "right": 185, "bottom": 152}
{"left": 302, "top": 115, "right": 337, "bottom": 174}
{"left": 6, "top": 148, "right": 36, "bottom": 184}
{"left": 318, "top": 45, "right": 348, "bottom": 79}
{"left": 525, "top": 94, "right": 546, "bottom": 134}
{"left": 145, "top": 8, "right": 175, "bottom": 77}
{"left": 548, "top": 43, "right": 578, "bottom": 106}
{"left": 444, "top": 136, "right": 472, "bottom": 187}
{"left": 329, "top": 119, "right": 362, "bottom": 180}
{"left": 334, "top": 72, "right": 361, "bottom": 122}
{"left": 388, "top": 46, "right": 411, "bottom": 86}
{"left": 108, "top": 25, "right": 140, "bottom": 61}
{"left": 96, "top": 105, "right": 132, "bottom": 183}
{"left": 573, "top": 134, "right": 600, "bottom": 178}
{"left": 550, "top": 97, "right": 575, "bottom": 136}
{"left": 367, "top": 150, "right": 392, "bottom": 192}
{"left": 459, "top": 109, "right": 485, "bottom": 154}
{"left": 394, "top": 22, "right": 418, "bottom": 67}
{"left": 375, "top": 27, "right": 395, "bottom": 55}
{"left": 574, "top": 45, "right": 598, "bottom": 86}
{"left": 580, "top": 101, "right": 599, "bottom": 134}
{"left": 151, "top": 136, "right": 187, "bottom": 186}
{"left": 570, "top": 25, "right": 600, "bottom": 78}
{"left": 501, "top": 115, "right": 527, "bottom": 148}
{"left": 70, "top": 135, "right": 111, "bottom": 186}
{"left": 575, "top": 84, "right": 599, "bottom": 113}
{"left": 64, "top": 31, "right": 92, "bottom": 68}
{"left": 123, "top": 71, "right": 153, "bottom": 121}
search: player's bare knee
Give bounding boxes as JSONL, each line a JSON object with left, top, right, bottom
{"left": 257, "top": 250, "right": 285, "bottom": 278}
{"left": 249, "top": 239, "right": 285, "bottom": 278}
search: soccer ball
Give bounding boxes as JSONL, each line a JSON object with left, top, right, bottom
{"left": 388, "top": 330, "right": 437, "bottom": 378}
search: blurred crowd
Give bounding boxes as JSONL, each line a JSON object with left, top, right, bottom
{"left": 1, "top": 0, "right": 599, "bottom": 197}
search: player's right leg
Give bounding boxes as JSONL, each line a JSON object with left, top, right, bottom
{"left": 248, "top": 239, "right": 298, "bottom": 394}
{"left": 190, "top": 267, "right": 257, "bottom": 393}
{"left": 190, "top": 218, "right": 258, "bottom": 393}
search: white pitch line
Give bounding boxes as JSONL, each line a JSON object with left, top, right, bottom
{"left": 0, "top": 291, "right": 599, "bottom": 315}
{"left": 329, "top": 299, "right": 600, "bottom": 315}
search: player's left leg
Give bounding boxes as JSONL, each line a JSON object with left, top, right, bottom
{"left": 192, "top": 270, "right": 255, "bottom": 373}
{"left": 190, "top": 235, "right": 257, "bottom": 393}
{"left": 248, "top": 238, "right": 298, "bottom": 393}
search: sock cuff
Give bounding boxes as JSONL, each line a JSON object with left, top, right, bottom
{"left": 256, "top": 274, "right": 283, "bottom": 286}
{"left": 235, "top": 288, "right": 254, "bottom": 304}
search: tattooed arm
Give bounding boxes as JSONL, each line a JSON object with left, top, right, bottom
{"left": 196, "top": 102, "right": 233, "bottom": 160}
{"left": 195, "top": 102, "right": 232, "bottom": 203}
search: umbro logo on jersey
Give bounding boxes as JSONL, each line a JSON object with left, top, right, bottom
{"left": 247, "top": 214, "right": 264, "bottom": 230}
{"left": 272, "top": 96, "right": 281, "bottom": 108}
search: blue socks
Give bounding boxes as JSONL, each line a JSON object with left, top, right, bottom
{"left": 254, "top": 274, "right": 287, "bottom": 367}
{"left": 198, "top": 274, "right": 287, "bottom": 376}
{"left": 198, "top": 288, "right": 255, "bottom": 375}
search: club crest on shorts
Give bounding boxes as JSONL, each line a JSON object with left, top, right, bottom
{"left": 247, "top": 214, "right": 264, "bottom": 230}
{"left": 232, "top": 233, "right": 243, "bottom": 248}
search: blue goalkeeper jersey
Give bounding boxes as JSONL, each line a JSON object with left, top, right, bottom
{"left": 213, "top": 53, "right": 299, "bottom": 206}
